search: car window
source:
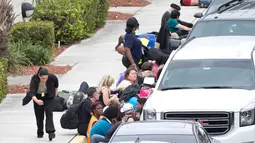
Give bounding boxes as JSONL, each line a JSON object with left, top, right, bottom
{"left": 188, "top": 20, "right": 255, "bottom": 39}
{"left": 158, "top": 59, "right": 255, "bottom": 90}
{"left": 111, "top": 134, "right": 197, "bottom": 143}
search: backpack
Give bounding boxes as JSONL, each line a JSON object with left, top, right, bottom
{"left": 60, "top": 100, "right": 85, "bottom": 129}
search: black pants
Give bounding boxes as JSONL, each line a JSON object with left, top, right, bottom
{"left": 33, "top": 96, "right": 55, "bottom": 136}
{"left": 122, "top": 56, "right": 142, "bottom": 69}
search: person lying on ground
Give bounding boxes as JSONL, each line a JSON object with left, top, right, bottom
{"left": 180, "top": 0, "right": 199, "bottom": 6}
{"left": 77, "top": 87, "right": 100, "bottom": 136}
{"left": 90, "top": 106, "right": 119, "bottom": 143}
{"left": 104, "top": 103, "right": 139, "bottom": 143}
{"left": 98, "top": 75, "right": 115, "bottom": 107}
{"left": 138, "top": 61, "right": 156, "bottom": 77}
{"left": 87, "top": 102, "right": 104, "bottom": 143}
{"left": 136, "top": 98, "right": 147, "bottom": 119}
{"left": 117, "top": 66, "right": 139, "bottom": 90}
{"left": 103, "top": 95, "right": 119, "bottom": 112}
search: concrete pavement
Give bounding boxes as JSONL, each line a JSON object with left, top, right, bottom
{"left": 1, "top": 0, "right": 203, "bottom": 142}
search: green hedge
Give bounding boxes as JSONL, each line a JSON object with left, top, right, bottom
{"left": 96, "top": 0, "right": 110, "bottom": 27}
{"left": 32, "top": 0, "right": 109, "bottom": 44}
{"left": 10, "top": 20, "right": 55, "bottom": 54}
{"left": 7, "top": 40, "right": 52, "bottom": 70}
{"left": 0, "top": 57, "right": 7, "bottom": 103}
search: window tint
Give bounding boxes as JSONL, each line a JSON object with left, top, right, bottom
{"left": 189, "top": 20, "right": 255, "bottom": 38}
{"left": 159, "top": 59, "right": 255, "bottom": 90}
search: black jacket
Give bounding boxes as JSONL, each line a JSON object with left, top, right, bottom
{"left": 29, "top": 74, "right": 59, "bottom": 99}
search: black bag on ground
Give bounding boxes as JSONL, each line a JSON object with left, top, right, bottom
{"left": 144, "top": 48, "right": 170, "bottom": 64}
{"left": 53, "top": 95, "right": 67, "bottom": 112}
{"left": 60, "top": 102, "right": 83, "bottom": 129}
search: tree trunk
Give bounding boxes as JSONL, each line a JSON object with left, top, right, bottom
{"left": 0, "top": 0, "right": 16, "bottom": 57}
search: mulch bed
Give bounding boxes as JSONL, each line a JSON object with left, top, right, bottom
{"left": 7, "top": 85, "right": 29, "bottom": 94}
{"left": 107, "top": 11, "right": 134, "bottom": 20}
{"left": 110, "top": 0, "right": 151, "bottom": 7}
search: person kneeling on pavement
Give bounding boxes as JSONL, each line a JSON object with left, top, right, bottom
{"left": 90, "top": 106, "right": 119, "bottom": 143}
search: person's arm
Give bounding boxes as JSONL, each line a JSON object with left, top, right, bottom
{"left": 30, "top": 75, "right": 44, "bottom": 105}
{"left": 84, "top": 100, "right": 92, "bottom": 115}
{"left": 124, "top": 35, "right": 136, "bottom": 65}
{"left": 115, "top": 35, "right": 124, "bottom": 51}
{"left": 51, "top": 74, "right": 59, "bottom": 94}
{"left": 176, "top": 24, "right": 192, "bottom": 31}
{"left": 102, "top": 88, "right": 110, "bottom": 106}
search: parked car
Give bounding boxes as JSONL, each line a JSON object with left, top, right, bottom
{"left": 170, "top": 0, "right": 255, "bottom": 50}
{"left": 109, "top": 120, "right": 220, "bottom": 143}
{"left": 141, "top": 36, "right": 255, "bottom": 143}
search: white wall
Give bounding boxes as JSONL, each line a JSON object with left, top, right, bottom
{"left": 10, "top": 0, "right": 34, "bottom": 23}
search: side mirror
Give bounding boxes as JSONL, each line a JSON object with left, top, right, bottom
{"left": 143, "top": 77, "right": 156, "bottom": 88}
{"left": 21, "top": 2, "right": 34, "bottom": 19}
{"left": 194, "top": 12, "right": 203, "bottom": 18}
{"left": 169, "top": 39, "right": 181, "bottom": 50}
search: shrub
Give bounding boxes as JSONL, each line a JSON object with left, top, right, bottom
{"left": 23, "top": 42, "right": 52, "bottom": 65}
{"left": 7, "top": 41, "right": 31, "bottom": 73}
{"left": 8, "top": 40, "right": 52, "bottom": 66}
{"left": 10, "top": 20, "right": 55, "bottom": 55}
{"left": 32, "top": 0, "right": 109, "bottom": 44}
{"left": 0, "top": 57, "right": 7, "bottom": 103}
{"left": 96, "top": 0, "right": 110, "bottom": 27}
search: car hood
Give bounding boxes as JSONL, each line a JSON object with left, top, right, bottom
{"left": 146, "top": 89, "right": 255, "bottom": 112}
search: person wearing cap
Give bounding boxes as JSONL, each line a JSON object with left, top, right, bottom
{"left": 29, "top": 67, "right": 59, "bottom": 141}
{"left": 104, "top": 103, "right": 139, "bottom": 143}
{"left": 122, "top": 17, "right": 143, "bottom": 69}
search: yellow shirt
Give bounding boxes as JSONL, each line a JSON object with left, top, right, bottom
{"left": 87, "top": 115, "right": 98, "bottom": 143}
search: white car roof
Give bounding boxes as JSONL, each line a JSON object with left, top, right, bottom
{"left": 173, "top": 36, "right": 255, "bottom": 60}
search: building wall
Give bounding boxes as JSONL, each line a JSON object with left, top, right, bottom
{"left": 10, "top": 0, "right": 34, "bottom": 23}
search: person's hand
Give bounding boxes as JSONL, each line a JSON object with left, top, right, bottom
{"left": 36, "top": 100, "right": 44, "bottom": 106}
{"left": 118, "top": 35, "right": 124, "bottom": 44}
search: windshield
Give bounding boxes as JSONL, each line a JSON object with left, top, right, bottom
{"left": 158, "top": 59, "right": 255, "bottom": 90}
{"left": 111, "top": 134, "right": 197, "bottom": 143}
{"left": 206, "top": 0, "right": 232, "bottom": 15}
{"left": 188, "top": 20, "right": 255, "bottom": 38}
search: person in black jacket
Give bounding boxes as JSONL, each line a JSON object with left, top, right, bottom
{"left": 30, "top": 67, "right": 59, "bottom": 141}
{"left": 77, "top": 87, "right": 100, "bottom": 136}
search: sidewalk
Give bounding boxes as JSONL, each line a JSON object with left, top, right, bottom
{"left": 1, "top": 0, "right": 203, "bottom": 142}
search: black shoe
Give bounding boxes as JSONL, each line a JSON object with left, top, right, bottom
{"left": 37, "top": 134, "right": 43, "bottom": 138}
{"left": 48, "top": 133, "right": 55, "bottom": 141}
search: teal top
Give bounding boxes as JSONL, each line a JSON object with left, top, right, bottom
{"left": 168, "top": 18, "right": 180, "bottom": 33}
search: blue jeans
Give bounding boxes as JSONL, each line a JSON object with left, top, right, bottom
{"left": 91, "top": 134, "right": 105, "bottom": 143}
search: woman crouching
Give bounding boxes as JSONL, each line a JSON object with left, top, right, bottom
{"left": 29, "top": 67, "right": 59, "bottom": 141}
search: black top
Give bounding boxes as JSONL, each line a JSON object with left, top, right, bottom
{"left": 77, "top": 98, "right": 93, "bottom": 136}
{"left": 29, "top": 74, "right": 59, "bottom": 100}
